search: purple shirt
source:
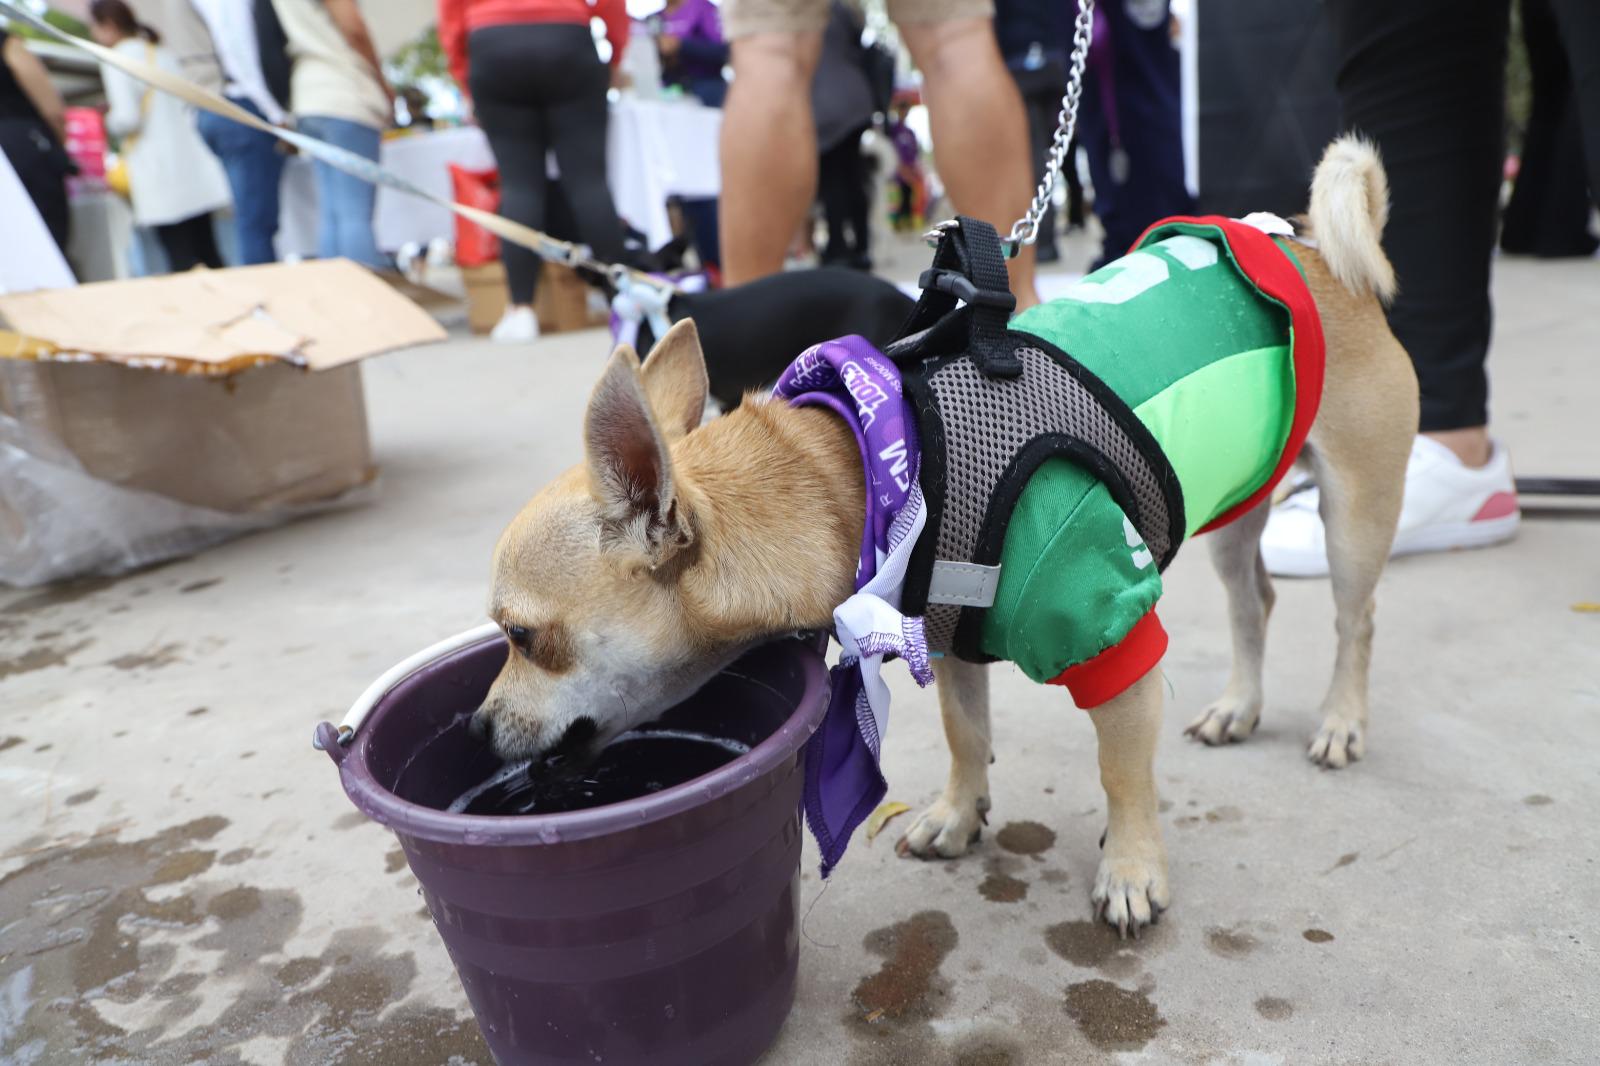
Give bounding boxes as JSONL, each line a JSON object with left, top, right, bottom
{"left": 660, "top": 0, "right": 726, "bottom": 85}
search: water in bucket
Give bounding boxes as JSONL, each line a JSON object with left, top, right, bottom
{"left": 448, "top": 730, "right": 751, "bottom": 816}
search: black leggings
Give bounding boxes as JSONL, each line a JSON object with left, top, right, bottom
{"left": 1328, "top": 0, "right": 1599, "bottom": 432}
{"left": 468, "top": 23, "right": 626, "bottom": 305}
{"left": 817, "top": 127, "right": 870, "bottom": 265}
{"left": 155, "top": 213, "right": 224, "bottom": 272}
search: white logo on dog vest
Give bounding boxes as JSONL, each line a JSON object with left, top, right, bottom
{"left": 1124, "top": 514, "right": 1154, "bottom": 570}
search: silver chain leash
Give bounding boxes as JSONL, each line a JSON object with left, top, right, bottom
{"left": 1003, "top": 0, "right": 1096, "bottom": 254}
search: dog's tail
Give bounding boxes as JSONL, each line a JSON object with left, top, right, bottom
{"left": 1308, "top": 135, "right": 1398, "bottom": 304}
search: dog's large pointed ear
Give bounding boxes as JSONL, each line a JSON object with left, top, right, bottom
{"left": 638, "top": 318, "right": 709, "bottom": 441}
{"left": 585, "top": 345, "right": 693, "bottom": 566}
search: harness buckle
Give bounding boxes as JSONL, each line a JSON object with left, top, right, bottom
{"left": 918, "top": 268, "right": 1017, "bottom": 313}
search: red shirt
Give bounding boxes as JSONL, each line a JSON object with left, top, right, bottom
{"left": 437, "top": 0, "right": 630, "bottom": 90}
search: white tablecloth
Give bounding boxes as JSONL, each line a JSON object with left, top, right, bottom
{"left": 279, "top": 97, "right": 722, "bottom": 259}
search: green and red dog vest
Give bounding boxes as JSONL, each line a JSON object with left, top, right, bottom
{"left": 901, "top": 215, "right": 1325, "bottom": 707}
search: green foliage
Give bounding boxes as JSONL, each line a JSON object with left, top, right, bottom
{"left": 5, "top": 7, "right": 90, "bottom": 41}
{"left": 387, "top": 24, "right": 449, "bottom": 90}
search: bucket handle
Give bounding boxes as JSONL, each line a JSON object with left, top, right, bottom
{"left": 312, "top": 621, "right": 504, "bottom": 754}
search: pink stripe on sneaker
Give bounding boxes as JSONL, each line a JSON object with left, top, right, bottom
{"left": 1472, "top": 491, "right": 1518, "bottom": 521}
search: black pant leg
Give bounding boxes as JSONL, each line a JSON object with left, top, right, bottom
{"left": 1327, "top": 0, "right": 1511, "bottom": 432}
{"left": 1549, "top": 0, "right": 1600, "bottom": 205}
{"left": 156, "top": 214, "right": 217, "bottom": 272}
{"left": 469, "top": 29, "right": 552, "bottom": 306}
{"left": 543, "top": 57, "right": 626, "bottom": 269}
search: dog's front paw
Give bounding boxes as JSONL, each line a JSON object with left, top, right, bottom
{"left": 896, "top": 794, "right": 987, "bottom": 860}
{"left": 1091, "top": 838, "right": 1169, "bottom": 939}
{"left": 1307, "top": 715, "right": 1365, "bottom": 769}
{"left": 1184, "top": 695, "right": 1261, "bottom": 746}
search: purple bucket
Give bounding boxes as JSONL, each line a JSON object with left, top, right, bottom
{"left": 314, "top": 627, "right": 829, "bottom": 1065}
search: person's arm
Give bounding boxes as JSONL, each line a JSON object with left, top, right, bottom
{"left": 5, "top": 35, "right": 68, "bottom": 143}
{"left": 595, "top": 0, "right": 630, "bottom": 68}
{"left": 436, "top": 0, "right": 470, "bottom": 94}
{"left": 323, "top": 0, "right": 392, "bottom": 104}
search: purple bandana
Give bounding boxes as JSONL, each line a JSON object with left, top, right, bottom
{"left": 774, "top": 335, "right": 930, "bottom": 876}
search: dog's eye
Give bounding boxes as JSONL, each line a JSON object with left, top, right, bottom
{"left": 504, "top": 624, "right": 532, "bottom": 650}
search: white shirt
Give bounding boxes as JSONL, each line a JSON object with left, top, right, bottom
{"left": 270, "top": 0, "right": 388, "bottom": 128}
{"left": 189, "top": 0, "right": 288, "bottom": 124}
{"left": 103, "top": 39, "right": 232, "bottom": 227}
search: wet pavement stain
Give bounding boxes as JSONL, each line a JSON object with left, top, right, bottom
{"left": 1255, "top": 995, "right": 1294, "bottom": 1020}
{"left": 1303, "top": 928, "right": 1335, "bottom": 943}
{"left": 995, "top": 821, "right": 1056, "bottom": 857}
{"left": 0, "top": 735, "right": 23, "bottom": 753}
{"left": 107, "top": 643, "right": 184, "bottom": 671}
{"left": 0, "top": 639, "right": 94, "bottom": 681}
{"left": 1205, "top": 805, "right": 1244, "bottom": 824}
{"left": 65, "top": 789, "right": 99, "bottom": 807}
{"left": 186, "top": 706, "right": 210, "bottom": 717}
{"left": 2, "top": 575, "right": 121, "bottom": 613}
{"left": 1524, "top": 794, "right": 1554, "bottom": 806}
{"left": 1205, "top": 926, "right": 1259, "bottom": 958}
{"left": 1044, "top": 920, "right": 1146, "bottom": 980}
{"left": 0, "top": 815, "right": 493, "bottom": 1065}
{"left": 852, "top": 910, "right": 959, "bottom": 1024}
{"left": 978, "top": 855, "right": 1028, "bottom": 903}
{"left": 1038, "top": 867, "right": 1070, "bottom": 886}
{"left": 179, "top": 578, "right": 223, "bottom": 593}
{"left": 384, "top": 847, "right": 408, "bottom": 874}
{"left": 1323, "top": 851, "right": 1359, "bottom": 874}
{"left": 1063, "top": 978, "right": 1166, "bottom": 1051}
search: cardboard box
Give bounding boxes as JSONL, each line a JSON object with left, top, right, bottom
{"left": 461, "top": 260, "right": 607, "bottom": 336}
{"left": 0, "top": 260, "right": 446, "bottom": 584}
{"left": 461, "top": 260, "right": 508, "bottom": 335}
{"left": 534, "top": 262, "right": 609, "bottom": 334}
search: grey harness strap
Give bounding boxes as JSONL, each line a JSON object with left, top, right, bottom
{"left": 912, "top": 344, "right": 1184, "bottom": 655}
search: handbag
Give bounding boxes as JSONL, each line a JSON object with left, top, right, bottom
{"left": 105, "top": 42, "right": 155, "bottom": 199}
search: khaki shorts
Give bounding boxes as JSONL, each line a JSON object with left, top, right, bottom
{"left": 722, "top": 0, "right": 994, "bottom": 40}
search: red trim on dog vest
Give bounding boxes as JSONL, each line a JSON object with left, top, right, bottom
{"left": 1050, "top": 608, "right": 1168, "bottom": 709}
{"left": 1128, "top": 215, "right": 1328, "bottom": 534}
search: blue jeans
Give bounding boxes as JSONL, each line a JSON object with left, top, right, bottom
{"left": 198, "top": 97, "right": 285, "bottom": 266}
{"left": 297, "top": 114, "right": 387, "bottom": 270}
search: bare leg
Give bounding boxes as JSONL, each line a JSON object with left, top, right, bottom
{"left": 898, "top": 658, "right": 992, "bottom": 859}
{"left": 1088, "top": 667, "right": 1169, "bottom": 937}
{"left": 1423, "top": 425, "right": 1490, "bottom": 467}
{"left": 717, "top": 32, "right": 824, "bottom": 285}
{"left": 899, "top": 17, "right": 1040, "bottom": 307}
{"left": 1305, "top": 443, "right": 1406, "bottom": 768}
{"left": 1186, "top": 499, "right": 1275, "bottom": 745}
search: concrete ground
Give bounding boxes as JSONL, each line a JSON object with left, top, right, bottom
{"left": 2, "top": 245, "right": 1597, "bottom": 1066}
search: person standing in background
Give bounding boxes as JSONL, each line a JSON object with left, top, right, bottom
{"left": 91, "top": 0, "right": 232, "bottom": 272}
{"left": 658, "top": 0, "right": 727, "bottom": 107}
{"left": 0, "top": 28, "right": 74, "bottom": 258}
{"left": 438, "top": 0, "right": 631, "bottom": 343}
{"left": 994, "top": 0, "right": 1080, "bottom": 263}
{"left": 717, "top": 0, "right": 1040, "bottom": 306}
{"left": 1076, "top": 0, "right": 1192, "bottom": 269}
{"left": 811, "top": 0, "right": 874, "bottom": 270}
{"left": 271, "top": 0, "right": 391, "bottom": 270}
{"left": 190, "top": 0, "right": 292, "bottom": 264}
{"left": 658, "top": 0, "right": 728, "bottom": 272}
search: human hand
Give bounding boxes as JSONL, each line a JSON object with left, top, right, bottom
{"left": 658, "top": 33, "right": 681, "bottom": 59}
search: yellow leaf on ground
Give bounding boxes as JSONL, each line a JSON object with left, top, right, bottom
{"left": 1572, "top": 602, "right": 1600, "bottom": 613}
{"left": 865, "top": 801, "right": 912, "bottom": 842}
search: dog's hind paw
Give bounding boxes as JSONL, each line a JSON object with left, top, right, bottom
{"left": 1184, "top": 696, "right": 1261, "bottom": 746}
{"left": 896, "top": 795, "right": 987, "bottom": 860}
{"left": 1091, "top": 847, "right": 1169, "bottom": 940}
{"left": 1307, "top": 717, "right": 1365, "bottom": 769}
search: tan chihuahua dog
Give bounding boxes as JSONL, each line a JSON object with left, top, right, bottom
{"left": 476, "top": 138, "right": 1418, "bottom": 936}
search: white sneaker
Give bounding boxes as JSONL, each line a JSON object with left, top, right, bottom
{"left": 490, "top": 306, "right": 540, "bottom": 344}
{"left": 1261, "top": 436, "right": 1520, "bottom": 578}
